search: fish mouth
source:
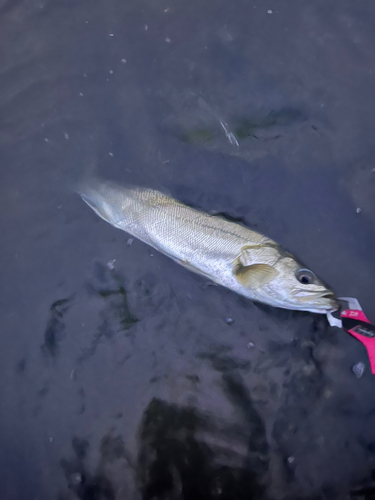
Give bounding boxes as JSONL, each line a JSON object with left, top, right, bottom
{"left": 317, "top": 291, "right": 337, "bottom": 300}
{"left": 298, "top": 297, "right": 339, "bottom": 314}
{"left": 316, "top": 297, "right": 340, "bottom": 312}
{"left": 292, "top": 290, "right": 339, "bottom": 312}
{"left": 294, "top": 289, "right": 335, "bottom": 299}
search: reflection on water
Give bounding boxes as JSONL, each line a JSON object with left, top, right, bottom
{"left": 1, "top": 0, "right": 375, "bottom": 499}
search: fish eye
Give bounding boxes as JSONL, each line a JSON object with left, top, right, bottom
{"left": 296, "top": 269, "right": 315, "bottom": 285}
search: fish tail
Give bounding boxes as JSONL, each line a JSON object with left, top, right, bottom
{"left": 76, "top": 176, "right": 110, "bottom": 222}
{"left": 77, "top": 176, "right": 135, "bottom": 228}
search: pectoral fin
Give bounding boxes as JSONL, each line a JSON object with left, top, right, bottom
{"left": 234, "top": 264, "right": 278, "bottom": 289}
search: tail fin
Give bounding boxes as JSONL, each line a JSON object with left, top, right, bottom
{"left": 76, "top": 176, "right": 119, "bottom": 225}
{"left": 76, "top": 176, "right": 134, "bottom": 229}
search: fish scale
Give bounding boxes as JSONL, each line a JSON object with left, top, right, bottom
{"left": 130, "top": 195, "right": 266, "bottom": 286}
{"left": 78, "top": 178, "right": 338, "bottom": 313}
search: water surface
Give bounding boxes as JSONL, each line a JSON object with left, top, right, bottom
{"left": 1, "top": 1, "right": 375, "bottom": 499}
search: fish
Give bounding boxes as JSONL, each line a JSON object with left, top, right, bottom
{"left": 78, "top": 178, "right": 338, "bottom": 314}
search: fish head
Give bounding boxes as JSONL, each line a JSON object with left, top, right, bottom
{"left": 265, "top": 254, "right": 339, "bottom": 313}
{"left": 235, "top": 245, "right": 339, "bottom": 313}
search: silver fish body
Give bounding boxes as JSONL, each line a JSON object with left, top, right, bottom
{"left": 79, "top": 179, "right": 338, "bottom": 314}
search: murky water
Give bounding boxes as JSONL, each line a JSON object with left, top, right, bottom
{"left": 1, "top": 1, "right": 375, "bottom": 499}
